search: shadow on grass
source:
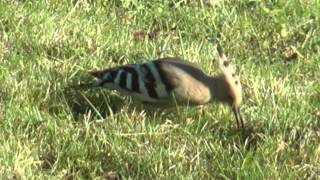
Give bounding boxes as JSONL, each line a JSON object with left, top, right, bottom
{"left": 60, "top": 74, "right": 173, "bottom": 122}
{"left": 45, "top": 71, "right": 123, "bottom": 121}
{"left": 62, "top": 86, "right": 125, "bottom": 121}
{"left": 210, "top": 114, "right": 320, "bottom": 158}
{"left": 211, "top": 121, "right": 266, "bottom": 152}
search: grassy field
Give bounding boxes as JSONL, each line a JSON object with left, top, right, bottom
{"left": 1, "top": 0, "right": 320, "bottom": 179}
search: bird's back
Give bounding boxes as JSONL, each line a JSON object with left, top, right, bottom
{"left": 154, "top": 58, "right": 212, "bottom": 104}
{"left": 89, "top": 57, "right": 212, "bottom": 104}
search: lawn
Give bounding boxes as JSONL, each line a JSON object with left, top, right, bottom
{"left": 0, "top": 0, "right": 319, "bottom": 179}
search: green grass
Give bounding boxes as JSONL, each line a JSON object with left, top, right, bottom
{"left": 1, "top": 0, "right": 320, "bottom": 179}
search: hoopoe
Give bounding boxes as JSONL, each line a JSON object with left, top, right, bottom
{"left": 86, "top": 45, "right": 244, "bottom": 128}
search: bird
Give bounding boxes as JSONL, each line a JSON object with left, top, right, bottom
{"left": 84, "top": 45, "right": 244, "bottom": 128}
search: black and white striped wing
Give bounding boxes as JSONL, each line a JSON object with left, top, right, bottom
{"left": 90, "top": 61, "right": 174, "bottom": 102}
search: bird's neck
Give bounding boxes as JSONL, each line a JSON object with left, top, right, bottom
{"left": 206, "top": 75, "right": 227, "bottom": 103}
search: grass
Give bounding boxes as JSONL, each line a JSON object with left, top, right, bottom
{"left": 0, "top": 0, "right": 320, "bottom": 179}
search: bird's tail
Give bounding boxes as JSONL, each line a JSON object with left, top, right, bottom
{"left": 69, "top": 69, "right": 110, "bottom": 90}
{"left": 89, "top": 68, "right": 110, "bottom": 79}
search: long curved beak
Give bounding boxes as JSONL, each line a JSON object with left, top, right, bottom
{"left": 232, "top": 106, "right": 245, "bottom": 129}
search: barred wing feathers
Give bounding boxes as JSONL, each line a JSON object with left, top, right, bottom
{"left": 89, "top": 60, "right": 174, "bottom": 102}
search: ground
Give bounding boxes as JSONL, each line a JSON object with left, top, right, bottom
{"left": 0, "top": 0, "right": 319, "bottom": 179}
